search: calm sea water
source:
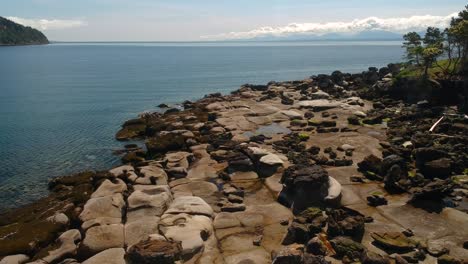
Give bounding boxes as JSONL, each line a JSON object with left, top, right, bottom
{"left": 0, "top": 41, "right": 403, "bottom": 209}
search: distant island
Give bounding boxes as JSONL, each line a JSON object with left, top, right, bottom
{"left": 0, "top": 16, "right": 48, "bottom": 46}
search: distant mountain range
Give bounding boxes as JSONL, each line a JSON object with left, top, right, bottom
{"left": 0, "top": 16, "right": 49, "bottom": 46}
{"left": 244, "top": 30, "right": 404, "bottom": 41}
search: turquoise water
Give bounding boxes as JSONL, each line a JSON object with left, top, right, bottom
{"left": 0, "top": 41, "right": 403, "bottom": 209}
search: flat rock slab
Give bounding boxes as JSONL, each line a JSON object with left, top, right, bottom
{"left": 124, "top": 216, "right": 160, "bottom": 247}
{"left": 91, "top": 179, "right": 127, "bottom": 198}
{"left": 159, "top": 213, "right": 213, "bottom": 260}
{"left": 79, "top": 194, "right": 125, "bottom": 222}
{"left": 298, "top": 99, "right": 341, "bottom": 110}
{"left": 82, "top": 248, "right": 126, "bottom": 264}
{"left": 165, "top": 196, "right": 214, "bottom": 217}
{"left": 81, "top": 224, "right": 124, "bottom": 255}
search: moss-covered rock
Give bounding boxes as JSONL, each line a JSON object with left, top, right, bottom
{"left": 370, "top": 232, "right": 418, "bottom": 251}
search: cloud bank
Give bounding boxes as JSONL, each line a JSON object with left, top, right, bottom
{"left": 7, "top": 16, "right": 86, "bottom": 30}
{"left": 202, "top": 13, "right": 457, "bottom": 40}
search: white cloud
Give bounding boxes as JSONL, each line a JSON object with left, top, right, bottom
{"left": 6, "top": 16, "right": 86, "bottom": 31}
{"left": 202, "top": 13, "right": 457, "bottom": 40}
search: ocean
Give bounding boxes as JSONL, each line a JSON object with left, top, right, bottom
{"left": 0, "top": 41, "right": 403, "bottom": 209}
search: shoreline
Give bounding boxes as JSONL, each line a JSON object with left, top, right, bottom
{"left": 1, "top": 64, "right": 467, "bottom": 263}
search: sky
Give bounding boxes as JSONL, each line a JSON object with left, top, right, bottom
{"left": 2, "top": 0, "right": 467, "bottom": 41}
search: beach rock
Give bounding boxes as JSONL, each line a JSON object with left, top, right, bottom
{"left": 136, "top": 164, "right": 168, "bottom": 185}
{"left": 221, "top": 203, "right": 246, "bottom": 212}
{"left": 127, "top": 185, "right": 172, "bottom": 217}
{"left": 259, "top": 153, "right": 284, "bottom": 166}
{"left": 82, "top": 248, "right": 126, "bottom": 264}
{"left": 280, "top": 165, "right": 330, "bottom": 213}
{"left": 213, "top": 213, "right": 241, "bottom": 229}
{"left": 127, "top": 239, "right": 182, "bottom": 264}
{"left": 165, "top": 196, "right": 214, "bottom": 217}
{"left": 281, "top": 110, "right": 303, "bottom": 120}
{"left": 370, "top": 232, "right": 418, "bottom": 251}
{"left": 298, "top": 100, "right": 340, "bottom": 111}
{"left": 109, "top": 165, "right": 134, "bottom": 177}
{"left": 91, "top": 179, "right": 127, "bottom": 198}
{"left": 0, "top": 255, "right": 30, "bottom": 264}
{"left": 124, "top": 216, "right": 160, "bottom": 247}
{"left": 421, "top": 158, "right": 452, "bottom": 179}
{"left": 115, "top": 118, "right": 146, "bottom": 141}
{"left": 272, "top": 244, "right": 304, "bottom": 264}
{"left": 303, "top": 254, "right": 331, "bottom": 264}
{"left": 327, "top": 208, "right": 365, "bottom": 239}
{"left": 305, "top": 236, "right": 328, "bottom": 255}
{"left": 159, "top": 213, "right": 213, "bottom": 259}
{"left": 227, "top": 152, "right": 254, "bottom": 172}
{"left": 410, "top": 179, "right": 452, "bottom": 201}
{"left": 361, "top": 251, "right": 391, "bottom": 264}
{"left": 79, "top": 194, "right": 125, "bottom": 223}
{"left": 437, "top": 254, "right": 462, "bottom": 264}
{"left": 367, "top": 195, "right": 388, "bottom": 206}
{"left": 80, "top": 224, "right": 124, "bottom": 256}
{"left": 46, "top": 213, "right": 69, "bottom": 227}
{"left": 36, "top": 229, "right": 81, "bottom": 264}
{"left": 146, "top": 130, "right": 194, "bottom": 154}
{"left": 311, "top": 91, "right": 330, "bottom": 99}
{"left": 330, "top": 236, "right": 365, "bottom": 259}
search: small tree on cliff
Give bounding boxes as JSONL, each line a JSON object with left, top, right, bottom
{"left": 403, "top": 32, "right": 423, "bottom": 65}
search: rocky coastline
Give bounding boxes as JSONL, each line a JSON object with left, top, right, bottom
{"left": 1, "top": 65, "right": 467, "bottom": 264}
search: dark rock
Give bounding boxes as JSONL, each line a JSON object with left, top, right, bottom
{"left": 116, "top": 118, "right": 146, "bottom": 141}
{"left": 282, "top": 221, "right": 310, "bottom": 245}
{"left": 381, "top": 155, "right": 405, "bottom": 174}
{"left": 421, "top": 158, "right": 452, "bottom": 179}
{"left": 164, "top": 108, "right": 180, "bottom": 114}
{"left": 361, "top": 251, "right": 391, "bottom": 264}
{"left": 358, "top": 155, "right": 382, "bottom": 175}
{"left": 279, "top": 165, "right": 330, "bottom": 213}
{"left": 303, "top": 254, "right": 331, "bottom": 264}
{"left": 327, "top": 208, "right": 365, "bottom": 240}
{"left": 226, "top": 151, "right": 254, "bottom": 172}
{"left": 367, "top": 195, "right": 388, "bottom": 207}
{"left": 146, "top": 130, "right": 192, "bottom": 154}
{"left": 272, "top": 244, "right": 304, "bottom": 264}
{"left": 370, "top": 232, "right": 418, "bottom": 252}
{"left": 330, "top": 236, "right": 365, "bottom": 259}
{"left": 414, "top": 147, "right": 447, "bottom": 168}
{"left": 281, "top": 95, "right": 294, "bottom": 105}
{"left": 410, "top": 179, "right": 452, "bottom": 201}
{"left": 437, "top": 254, "right": 462, "bottom": 264}
{"left": 158, "top": 103, "right": 169, "bottom": 108}
{"left": 308, "top": 146, "right": 321, "bottom": 155}
{"left": 305, "top": 236, "right": 328, "bottom": 255}
{"left": 127, "top": 239, "right": 182, "bottom": 264}
{"left": 348, "top": 116, "right": 361, "bottom": 125}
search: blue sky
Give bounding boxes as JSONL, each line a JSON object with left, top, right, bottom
{"left": 3, "top": 0, "right": 466, "bottom": 41}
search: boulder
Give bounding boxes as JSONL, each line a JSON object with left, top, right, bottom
{"left": 79, "top": 194, "right": 125, "bottom": 223}
{"left": 327, "top": 208, "right": 365, "bottom": 239}
{"left": 127, "top": 185, "right": 172, "bottom": 217}
{"left": 298, "top": 100, "right": 341, "bottom": 111}
{"left": 281, "top": 110, "right": 303, "bottom": 120}
{"left": 127, "top": 239, "right": 182, "bottom": 264}
{"left": 80, "top": 224, "right": 125, "bottom": 256}
{"left": 370, "top": 232, "right": 418, "bottom": 251}
{"left": 272, "top": 244, "right": 304, "bottom": 264}
{"left": 36, "top": 229, "right": 81, "bottom": 264}
{"left": 91, "top": 179, "right": 127, "bottom": 198}
{"left": 280, "top": 165, "right": 330, "bottom": 213}
{"left": 146, "top": 130, "right": 194, "bottom": 154}
{"left": 361, "top": 250, "right": 391, "bottom": 264}
{"left": 421, "top": 158, "right": 452, "bottom": 179}
{"left": 0, "top": 255, "right": 30, "bottom": 264}
{"left": 330, "top": 236, "right": 365, "bottom": 259}
{"left": 125, "top": 216, "right": 160, "bottom": 247}
{"left": 213, "top": 213, "right": 241, "bottom": 229}
{"left": 82, "top": 248, "right": 126, "bottom": 264}
{"left": 135, "top": 164, "right": 168, "bottom": 185}
{"left": 164, "top": 196, "right": 214, "bottom": 217}
{"left": 159, "top": 213, "right": 212, "bottom": 260}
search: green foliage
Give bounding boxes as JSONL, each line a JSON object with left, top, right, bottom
{"left": 402, "top": 32, "right": 423, "bottom": 65}
{"left": 0, "top": 16, "right": 48, "bottom": 45}
{"left": 401, "top": 5, "right": 468, "bottom": 77}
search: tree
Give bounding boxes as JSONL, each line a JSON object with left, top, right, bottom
{"left": 423, "top": 27, "right": 444, "bottom": 47}
{"left": 422, "top": 47, "right": 443, "bottom": 77}
{"left": 403, "top": 32, "right": 423, "bottom": 65}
